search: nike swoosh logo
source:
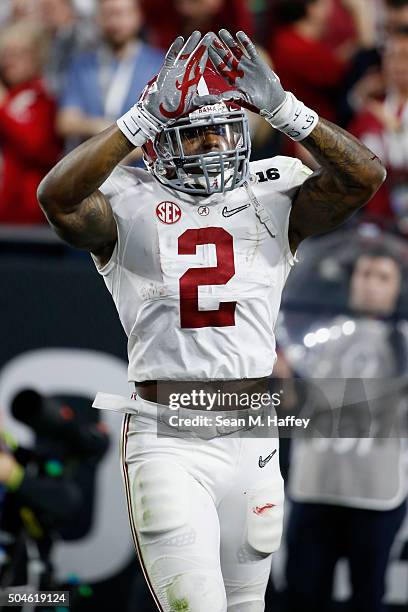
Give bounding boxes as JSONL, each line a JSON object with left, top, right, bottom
{"left": 222, "top": 203, "right": 250, "bottom": 217}
{"left": 258, "top": 449, "right": 277, "bottom": 468}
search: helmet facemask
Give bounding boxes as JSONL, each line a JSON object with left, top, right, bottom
{"left": 145, "top": 102, "right": 251, "bottom": 196}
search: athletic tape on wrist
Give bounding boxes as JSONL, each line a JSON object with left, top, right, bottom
{"left": 117, "top": 104, "right": 163, "bottom": 147}
{"left": 261, "top": 92, "right": 318, "bottom": 141}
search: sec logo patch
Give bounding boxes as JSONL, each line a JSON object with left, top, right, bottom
{"left": 156, "top": 201, "right": 181, "bottom": 224}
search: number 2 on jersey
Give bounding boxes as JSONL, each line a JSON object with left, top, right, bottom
{"left": 178, "top": 227, "right": 236, "bottom": 328}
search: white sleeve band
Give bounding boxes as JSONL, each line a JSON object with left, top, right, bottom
{"left": 260, "top": 91, "right": 319, "bottom": 141}
{"left": 117, "top": 103, "right": 163, "bottom": 148}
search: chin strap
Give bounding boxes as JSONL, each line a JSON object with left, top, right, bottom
{"left": 243, "top": 181, "right": 277, "bottom": 239}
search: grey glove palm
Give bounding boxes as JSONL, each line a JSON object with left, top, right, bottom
{"left": 142, "top": 31, "right": 218, "bottom": 126}
{"left": 118, "top": 31, "right": 219, "bottom": 147}
{"left": 209, "top": 29, "right": 286, "bottom": 116}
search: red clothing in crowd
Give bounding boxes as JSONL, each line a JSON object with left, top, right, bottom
{"left": 323, "top": 0, "right": 357, "bottom": 52}
{"left": 269, "top": 28, "right": 347, "bottom": 122}
{"left": 141, "top": 0, "right": 254, "bottom": 50}
{"left": 0, "top": 78, "right": 60, "bottom": 224}
{"left": 349, "top": 100, "right": 408, "bottom": 220}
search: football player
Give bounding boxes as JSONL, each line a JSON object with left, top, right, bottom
{"left": 38, "top": 30, "right": 386, "bottom": 612}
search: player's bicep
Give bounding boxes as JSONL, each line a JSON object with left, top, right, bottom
{"left": 48, "top": 189, "right": 117, "bottom": 262}
{"left": 288, "top": 168, "right": 361, "bottom": 252}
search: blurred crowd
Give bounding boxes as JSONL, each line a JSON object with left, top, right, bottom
{"left": 0, "top": 0, "right": 407, "bottom": 229}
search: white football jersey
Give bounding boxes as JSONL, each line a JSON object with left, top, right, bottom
{"left": 93, "top": 156, "right": 312, "bottom": 382}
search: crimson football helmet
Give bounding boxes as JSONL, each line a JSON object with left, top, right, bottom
{"left": 142, "top": 65, "right": 251, "bottom": 196}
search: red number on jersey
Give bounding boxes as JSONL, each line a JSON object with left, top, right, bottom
{"left": 178, "top": 227, "right": 236, "bottom": 328}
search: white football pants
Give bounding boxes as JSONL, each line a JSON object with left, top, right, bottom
{"left": 96, "top": 393, "right": 284, "bottom": 612}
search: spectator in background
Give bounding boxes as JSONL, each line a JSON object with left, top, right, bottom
{"left": 73, "top": 0, "right": 96, "bottom": 16}
{"left": 57, "top": 0, "right": 164, "bottom": 149}
{"left": 3, "top": 0, "right": 96, "bottom": 23}
{"left": 39, "top": 0, "right": 95, "bottom": 95}
{"left": 284, "top": 244, "right": 407, "bottom": 612}
{"left": 386, "top": 0, "right": 408, "bottom": 34}
{"left": 323, "top": 0, "right": 384, "bottom": 55}
{"left": 0, "top": 20, "right": 60, "bottom": 224}
{"left": 268, "top": 0, "right": 375, "bottom": 123}
{"left": 349, "top": 35, "right": 408, "bottom": 227}
{"left": 0, "top": 3, "right": 10, "bottom": 24}
{"left": 141, "top": 0, "right": 254, "bottom": 51}
{"left": 8, "top": 0, "right": 41, "bottom": 21}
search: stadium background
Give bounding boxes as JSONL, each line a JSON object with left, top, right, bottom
{"left": 0, "top": 0, "right": 407, "bottom": 610}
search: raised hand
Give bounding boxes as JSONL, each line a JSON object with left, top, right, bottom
{"left": 208, "top": 29, "right": 286, "bottom": 116}
{"left": 118, "top": 31, "right": 220, "bottom": 147}
{"left": 209, "top": 29, "right": 318, "bottom": 142}
{"left": 142, "top": 30, "right": 219, "bottom": 125}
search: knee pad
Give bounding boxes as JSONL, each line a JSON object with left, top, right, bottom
{"left": 131, "top": 460, "right": 190, "bottom": 533}
{"left": 247, "top": 477, "right": 284, "bottom": 554}
{"left": 164, "top": 571, "right": 227, "bottom": 612}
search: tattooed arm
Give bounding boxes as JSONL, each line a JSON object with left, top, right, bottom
{"left": 207, "top": 31, "right": 386, "bottom": 253}
{"left": 288, "top": 118, "right": 386, "bottom": 254}
{"left": 37, "top": 125, "right": 133, "bottom": 265}
{"left": 39, "top": 32, "right": 217, "bottom": 266}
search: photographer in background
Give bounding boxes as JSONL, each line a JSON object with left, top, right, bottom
{"left": 284, "top": 244, "right": 407, "bottom": 612}
{"left": 0, "top": 391, "right": 109, "bottom": 593}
